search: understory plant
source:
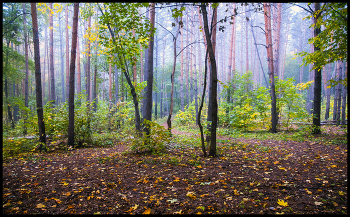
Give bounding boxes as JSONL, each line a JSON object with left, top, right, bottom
{"left": 130, "top": 119, "right": 171, "bottom": 155}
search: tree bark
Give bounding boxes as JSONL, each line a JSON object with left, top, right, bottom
{"left": 335, "top": 61, "right": 342, "bottom": 125}
{"left": 43, "top": 23, "right": 47, "bottom": 104}
{"left": 77, "top": 29, "right": 81, "bottom": 95}
{"left": 86, "top": 15, "right": 91, "bottom": 104}
{"left": 142, "top": 3, "right": 155, "bottom": 137}
{"left": 341, "top": 62, "right": 347, "bottom": 125}
{"left": 312, "top": 2, "right": 322, "bottom": 134}
{"left": 180, "top": 18, "right": 184, "bottom": 111}
{"left": 49, "top": 3, "right": 56, "bottom": 106}
{"left": 227, "top": 4, "right": 236, "bottom": 104}
{"left": 192, "top": 6, "right": 198, "bottom": 124}
{"left": 23, "top": 3, "right": 29, "bottom": 132}
{"left": 263, "top": 3, "right": 277, "bottom": 133}
{"left": 93, "top": 8, "right": 98, "bottom": 112}
{"left": 167, "top": 16, "right": 182, "bottom": 134}
{"left": 68, "top": 3, "right": 79, "bottom": 147}
{"left": 30, "top": 3, "right": 47, "bottom": 150}
{"left": 325, "top": 63, "right": 331, "bottom": 120}
{"left": 201, "top": 3, "right": 218, "bottom": 157}
{"left": 65, "top": 4, "right": 70, "bottom": 102}
{"left": 59, "top": 15, "right": 65, "bottom": 103}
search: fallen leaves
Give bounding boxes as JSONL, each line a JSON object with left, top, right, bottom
{"left": 186, "top": 191, "right": 196, "bottom": 199}
{"left": 277, "top": 199, "right": 288, "bottom": 207}
{"left": 36, "top": 203, "right": 45, "bottom": 208}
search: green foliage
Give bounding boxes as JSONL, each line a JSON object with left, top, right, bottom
{"left": 98, "top": 3, "right": 155, "bottom": 69}
{"left": 174, "top": 103, "right": 196, "bottom": 126}
{"left": 276, "top": 78, "right": 311, "bottom": 130}
{"left": 130, "top": 119, "right": 171, "bottom": 155}
{"left": 297, "top": 2, "right": 347, "bottom": 86}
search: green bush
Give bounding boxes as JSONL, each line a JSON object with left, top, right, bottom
{"left": 130, "top": 119, "right": 171, "bottom": 155}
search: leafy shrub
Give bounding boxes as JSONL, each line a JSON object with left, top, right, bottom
{"left": 130, "top": 119, "right": 171, "bottom": 155}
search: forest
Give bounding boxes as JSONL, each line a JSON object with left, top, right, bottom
{"left": 2, "top": 2, "right": 347, "bottom": 214}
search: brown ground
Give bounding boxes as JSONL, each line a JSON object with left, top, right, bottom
{"left": 2, "top": 126, "right": 347, "bottom": 214}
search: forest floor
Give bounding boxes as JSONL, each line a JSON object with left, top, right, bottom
{"left": 2, "top": 125, "right": 348, "bottom": 214}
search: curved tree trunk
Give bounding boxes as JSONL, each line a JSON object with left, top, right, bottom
{"left": 201, "top": 3, "right": 218, "bottom": 157}
{"left": 167, "top": 17, "right": 182, "bottom": 134}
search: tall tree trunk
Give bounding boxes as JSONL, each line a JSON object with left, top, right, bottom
{"left": 109, "top": 61, "right": 112, "bottom": 103}
{"left": 185, "top": 13, "right": 190, "bottom": 107}
{"left": 245, "top": 5, "right": 249, "bottom": 73}
{"left": 248, "top": 7, "right": 268, "bottom": 87}
{"left": 201, "top": 3, "right": 218, "bottom": 157}
{"left": 155, "top": 31, "right": 158, "bottom": 119}
{"left": 167, "top": 16, "right": 182, "bottom": 133}
{"left": 93, "top": 9, "right": 98, "bottom": 112}
{"left": 86, "top": 16, "right": 91, "bottom": 104}
{"left": 43, "top": 23, "right": 47, "bottom": 104}
{"left": 68, "top": 3, "right": 79, "bottom": 147}
{"left": 114, "top": 64, "right": 119, "bottom": 104}
{"left": 190, "top": 20, "right": 194, "bottom": 104}
{"left": 263, "top": 3, "right": 277, "bottom": 133}
{"left": 180, "top": 19, "right": 184, "bottom": 111}
{"left": 161, "top": 35, "right": 167, "bottom": 118}
{"left": 59, "top": 15, "right": 65, "bottom": 103}
{"left": 312, "top": 2, "right": 322, "bottom": 134}
{"left": 325, "top": 63, "right": 331, "bottom": 120}
{"left": 281, "top": 11, "right": 290, "bottom": 80}
{"left": 23, "top": 3, "right": 29, "bottom": 132}
{"left": 206, "top": 3, "right": 217, "bottom": 145}
{"left": 335, "top": 61, "right": 343, "bottom": 125}
{"left": 77, "top": 30, "right": 81, "bottom": 95}
{"left": 341, "top": 62, "right": 347, "bottom": 125}
{"left": 30, "top": 3, "right": 46, "bottom": 150}
{"left": 65, "top": 4, "right": 70, "bottom": 102}
{"left": 49, "top": 3, "right": 56, "bottom": 106}
{"left": 197, "top": 16, "right": 203, "bottom": 104}
{"left": 192, "top": 6, "right": 198, "bottom": 124}
{"left": 274, "top": 3, "right": 282, "bottom": 78}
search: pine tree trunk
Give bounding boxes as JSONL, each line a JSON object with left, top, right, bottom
{"left": 23, "top": 3, "right": 29, "bottom": 132}
{"left": 341, "top": 62, "right": 347, "bottom": 125}
{"left": 77, "top": 30, "right": 81, "bottom": 95}
{"left": 30, "top": 3, "right": 46, "bottom": 149}
{"left": 86, "top": 16, "right": 91, "bottom": 104}
{"left": 245, "top": 5, "right": 249, "bottom": 73}
{"left": 68, "top": 3, "right": 79, "bottom": 147}
{"left": 180, "top": 20, "right": 184, "bottom": 111}
{"left": 325, "top": 63, "right": 331, "bottom": 120}
{"left": 312, "top": 2, "right": 322, "bottom": 134}
{"left": 43, "top": 23, "right": 47, "bottom": 104}
{"left": 263, "top": 3, "right": 277, "bottom": 133}
{"left": 49, "top": 3, "right": 56, "bottom": 106}
{"left": 192, "top": 6, "right": 198, "bottom": 124}
{"left": 59, "top": 15, "right": 65, "bottom": 103}
{"left": 336, "top": 61, "right": 343, "bottom": 125}
{"left": 65, "top": 4, "right": 70, "bottom": 102}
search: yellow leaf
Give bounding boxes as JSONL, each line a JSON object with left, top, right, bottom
{"left": 173, "top": 210, "right": 183, "bottom": 214}
{"left": 196, "top": 165, "right": 202, "bottom": 169}
{"left": 142, "top": 208, "right": 151, "bottom": 214}
{"left": 338, "top": 191, "right": 345, "bottom": 196}
{"left": 277, "top": 199, "right": 288, "bottom": 207}
{"left": 186, "top": 191, "right": 196, "bottom": 199}
{"left": 131, "top": 204, "right": 139, "bottom": 210}
{"left": 36, "top": 203, "right": 46, "bottom": 208}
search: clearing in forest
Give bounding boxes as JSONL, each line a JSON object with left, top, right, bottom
{"left": 2, "top": 125, "right": 347, "bottom": 214}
